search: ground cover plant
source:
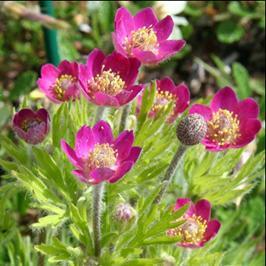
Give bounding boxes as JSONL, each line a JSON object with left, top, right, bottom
{"left": 0, "top": 1, "right": 265, "bottom": 266}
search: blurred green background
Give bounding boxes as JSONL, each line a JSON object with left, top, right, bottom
{"left": 0, "top": 1, "right": 265, "bottom": 265}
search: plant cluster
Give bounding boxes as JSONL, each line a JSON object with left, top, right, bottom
{"left": 0, "top": 5, "right": 264, "bottom": 266}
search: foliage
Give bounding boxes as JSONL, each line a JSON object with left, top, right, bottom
{"left": 0, "top": 1, "right": 265, "bottom": 265}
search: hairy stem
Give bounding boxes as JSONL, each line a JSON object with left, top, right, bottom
{"left": 92, "top": 183, "right": 104, "bottom": 257}
{"left": 155, "top": 145, "right": 187, "bottom": 203}
{"left": 119, "top": 104, "right": 130, "bottom": 132}
{"left": 94, "top": 106, "right": 105, "bottom": 123}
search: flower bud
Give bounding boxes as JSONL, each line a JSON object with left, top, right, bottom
{"left": 12, "top": 108, "right": 50, "bottom": 145}
{"left": 114, "top": 203, "right": 135, "bottom": 222}
{"left": 176, "top": 114, "right": 207, "bottom": 145}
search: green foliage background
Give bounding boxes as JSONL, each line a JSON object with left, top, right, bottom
{"left": 0, "top": 1, "right": 265, "bottom": 265}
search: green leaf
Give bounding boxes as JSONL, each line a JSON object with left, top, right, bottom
{"left": 9, "top": 71, "right": 37, "bottom": 100}
{"left": 228, "top": 1, "right": 252, "bottom": 17}
{"left": 32, "top": 214, "right": 64, "bottom": 229}
{"left": 0, "top": 135, "right": 28, "bottom": 164}
{"left": 232, "top": 62, "right": 251, "bottom": 98}
{"left": 145, "top": 204, "right": 187, "bottom": 237}
{"left": 184, "top": 3, "right": 203, "bottom": 17}
{"left": 216, "top": 21, "right": 245, "bottom": 43}
{"left": 0, "top": 103, "right": 12, "bottom": 128}
{"left": 143, "top": 235, "right": 181, "bottom": 245}
{"left": 120, "top": 258, "right": 164, "bottom": 266}
{"left": 137, "top": 81, "right": 156, "bottom": 131}
{"left": 35, "top": 238, "right": 76, "bottom": 263}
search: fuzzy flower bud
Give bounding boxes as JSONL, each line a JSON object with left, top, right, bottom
{"left": 114, "top": 203, "right": 135, "bottom": 222}
{"left": 176, "top": 114, "right": 207, "bottom": 146}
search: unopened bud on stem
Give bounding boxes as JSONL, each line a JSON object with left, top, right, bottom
{"left": 176, "top": 114, "right": 207, "bottom": 146}
{"left": 115, "top": 203, "right": 135, "bottom": 222}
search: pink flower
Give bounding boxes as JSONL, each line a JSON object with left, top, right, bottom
{"left": 167, "top": 198, "right": 221, "bottom": 248}
{"left": 79, "top": 49, "right": 143, "bottom": 107}
{"left": 61, "top": 120, "right": 141, "bottom": 184}
{"left": 13, "top": 108, "right": 50, "bottom": 145}
{"left": 190, "top": 87, "right": 261, "bottom": 151}
{"left": 37, "top": 60, "right": 81, "bottom": 103}
{"left": 112, "top": 7, "right": 185, "bottom": 64}
{"left": 138, "top": 77, "right": 190, "bottom": 123}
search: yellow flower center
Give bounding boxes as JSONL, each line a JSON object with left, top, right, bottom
{"left": 167, "top": 214, "right": 207, "bottom": 245}
{"left": 86, "top": 143, "right": 117, "bottom": 170}
{"left": 207, "top": 109, "right": 241, "bottom": 146}
{"left": 124, "top": 26, "right": 158, "bottom": 55}
{"left": 54, "top": 74, "right": 76, "bottom": 100}
{"left": 89, "top": 69, "right": 125, "bottom": 96}
{"left": 151, "top": 90, "right": 176, "bottom": 113}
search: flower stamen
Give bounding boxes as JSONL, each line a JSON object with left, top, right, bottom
{"left": 124, "top": 26, "right": 158, "bottom": 55}
{"left": 86, "top": 143, "right": 117, "bottom": 171}
{"left": 21, "top": 119, "right": 42, "bottom": 132}
{"left": 151, "top": 90, "right": 176, "bottom": 113}
{"left": 207, "top": 109, "right": 240, "bottom": 146}
{"left": 88, "top": 69, "right": 125, "bottom": 96}
{"left": 54, "top": 74, "right": 76, "bottom": 100}
{"left": 167, "top": 214, "right": 207, "bottom": 245}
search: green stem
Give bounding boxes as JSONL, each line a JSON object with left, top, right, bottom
{"left": 155, "top": 145, "right": 187, "bottom": 204}
{"left": 94, "top": 106, "right": 105, "bottom": 123}
{"left": 119, "top": 104, "right": 130, "bottom": 132}
{"left": 92, "top": 183, "right": 104, "bottom": 257}
{"left": 179, "top": 248, "right": 191, "bottom": 266}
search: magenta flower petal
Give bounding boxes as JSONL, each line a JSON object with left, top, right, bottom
{"left": 114, "top": 130, "right": 134, "bottom": 161}
{"left": 134, "top": 7, "right": 158, "bottom": 28}
{"left": 195, "top": 199, "right": 211, "bottom": 221}
{"left": 103, "top": 52, "right": 140, "bottom": 86}
{"left": 87, "top": 48, "right": 108, "bottom": 77}
{"left": 90, "top": 168, "right": 115, "bottom": 184}
{"left": 61, "top": 140, "right": 81, "bottom": 168}
{"left": 94, "top": 92, "right": 120, "bottom": 107}
{"left": 204, "top": 219, "right": 221, "bottom": 242}
{"left": 75, "top": 126, "right": 95, "bottom": 158}
{"left": 233, "top": 119, "right": 261, "bottom": 148}
{"left": 131, "top": 49, "right": 157, "bottom": 64}
{"left": 114, "top": 7, "right": 134, "bottom": 37}
{"left": 108, "top": 161, "right": 134, "bottom": 183}
{"left": 112, "top": 32, "right": 127, "bottom": 56}
{"left": 92, "top": 120, "right": 113, "bottom": 144}
{"left": 124, "top": 146, "right": 142, "bottom": 163}
{"left": 40, "top": 64, "right": 60, "bottom": 80}
{"left": 174, "top": 198, "right": 195, "bottom": 217}
{"left": 210, "top": 87, "right": 238, "bottom": 112}
{"left": 157, "top": 77, "right": 176, "bottom": 93}
{"left": 189, "top": 104, "right": 212, "bottom": 121}
{"left": 175, "top": 198, "right": 192, "bottom": 209}
{"left": 116, "top": 85, "right": 144, "bottom": 106}
{"left": 59, "top": 60, "right": 78, "bottom": 75}
{"left": 172, "top": 83, "right": 190, "bottom": 115}
{"left": 72, "top": 169, "right": 88, "bottom": 183}
{"left": 157, "top": 40, "right": 186, "bottom": 61}
{"left": 237, "top": 98, "right": 260, "bottom": 119}
{"left": 154, "top": 15, "right": 174, "bottom": 41}
{"left": 13, "top": 109, "right": 35, "bottom": 126}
